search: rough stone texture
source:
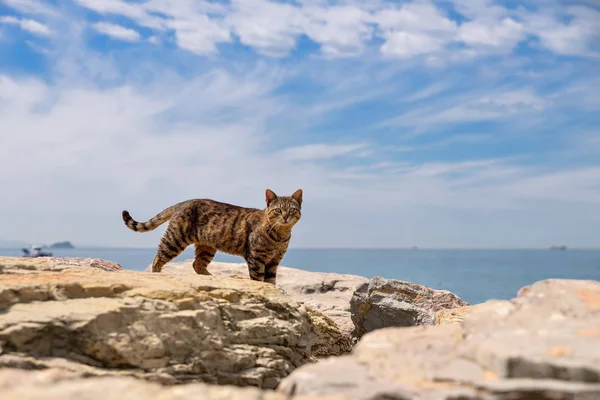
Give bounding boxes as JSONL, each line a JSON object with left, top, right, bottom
{"left": 350, "top": 276, "right": 468, "bottom": 338}
{"left": 279, "top": 279, "right": 600, "bottom": 399}
{"left": 0, "top": 368, "right": 290, "bottom": 400}
{"left": 149, "top": 260, "right": 367, "bottom": 337}
{"left": 0, "top": 256, "right": 122, "bottom": 273}
{"left": 0, "top": 256, "right": 323, "bottom": 389}
{"left": 305, "top": 307, "right": 352, "bottom": 358}
{"left": 0, "top": 368, "right": 346, "bottom": 400}
{"left": 435, "top": 305, "right": 474, "bottom": 325}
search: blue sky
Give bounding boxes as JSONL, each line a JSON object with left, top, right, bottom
{"left": 0, "top": 0, "right": 599, "bottom": 248}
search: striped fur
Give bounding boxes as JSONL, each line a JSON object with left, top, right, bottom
{"left": 122, "top": 189, "right": 303, "bottom": 284}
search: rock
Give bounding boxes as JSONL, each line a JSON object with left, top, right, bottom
{"left": 278, "top": 279, "right": 600, "bottom": 399}
{"left": 305, "top": 307, "right": 353, "bottom": 358}
{"left": 0, "top": 256, "right": 321, "bottom": 389}
{"left": 350, "top": 276, "right": 468, "bottom": 338}
{"left": 435, "top": 305, "right": 473, "bottom": 325}
{"left": 148, "top": 260, "right": 368, "bottom": 337}
{"left": 0, "top": 256, "right": 122, "bottom": 273}
{"left": 0, "top": 368, "right": 289, "bottom": 400}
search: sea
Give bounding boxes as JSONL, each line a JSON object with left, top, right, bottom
{"left": 1, "top": 247, "right": 599, "bottom": 305}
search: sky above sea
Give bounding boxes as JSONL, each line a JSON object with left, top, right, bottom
{"left": 0, "top": 0, "right": 599, "bottom": 249}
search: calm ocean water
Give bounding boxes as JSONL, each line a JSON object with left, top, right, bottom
{"left": 1, "top": 247, "right": 599, "bottom": 305}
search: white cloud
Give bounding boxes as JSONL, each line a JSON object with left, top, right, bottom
{"left": 73, "top": 0, "right": 165, "bottom": 29}
{"left": 19, "top": 18, "right": 51, "bottom": 36}
{"left": 91, "top": 21, "right": 141, "bottom": 42}
{"left": 458, "top": 17, "right": 524, "bottom": 49}
{"left": 278, "top": 143, "right": 368, "bottom": 161}
{"left": 168, "top": 15, "right": 231, "bottom": 55}
{"left": 0, "top": 16, "right": 18, "bottom": 24}
{"left": 301, "top": 4, "right": 373, "bottom": 57}
{"left": 380, "top": 30, "right": 447, "bottom": 57}
{"left": 2, "top": 0, "right": 58, "bottom": 16}
{"left": 64, "top": 0, "right": 600, "bottom": 60}
{"left": 0, "top": 15, "right": 52, "bottom": 36}
{"left": 522, "top": 6, "right": 600, "bottom": 56}
{"left": 373, "top": 2, "right": 457, "bottom": 57}
{"left": 380, "top": 89, "right": 547, "bottom": 128}
{"left": 227, "top": 0, "right": 305, "bottom": 57}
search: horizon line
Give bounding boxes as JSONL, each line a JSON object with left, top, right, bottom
{"left": 2, "top": 245, "right": 599, "bottom": 251}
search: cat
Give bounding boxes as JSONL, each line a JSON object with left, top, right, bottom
{"left": 121, "top": 189, "right": 302, "bottom": 285}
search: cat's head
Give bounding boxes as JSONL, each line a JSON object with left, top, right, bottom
{"left": 264, "top": 188, "right": 303, "bottom": 227}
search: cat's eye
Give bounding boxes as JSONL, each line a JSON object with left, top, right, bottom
{"left": 275, "top": 208, "right": 282, "bottom": 213}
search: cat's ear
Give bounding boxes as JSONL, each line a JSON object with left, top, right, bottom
{"left": 266, "top": 189, "right": 278, "bottom": 206}
{"left": 291, "top": 189, "right": 303, "bottom": 205}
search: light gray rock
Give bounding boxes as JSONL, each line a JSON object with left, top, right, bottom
{"left": 148, "top": 260, "right": 368, "bottom": 337}
{"left": 0, "top": 257, "right": 320, "bottom": 389}
{"left": 0, "top": 368, "right": 291, "bottom": 400}
{"left": 350, "top": 276, "right": 468, "bottom": 338}
{"left": 0, "top": 256, "right": 122, "bottom": 273}
{"left": 279, "top": 279, "right": 600, "bottom": 399}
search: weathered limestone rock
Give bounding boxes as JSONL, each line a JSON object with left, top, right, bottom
{"left": 0, "top": 368, "right": 288, "bottom": 400}
{"left": 305, "top": 307, "right": 352, "bottom": 358}
{"left": 150, "top": 260, "right": 366, "bottom": 338}
{"left": 435, "top": 305, "right": 474, "bottom": 325}
{"left": 350, "top": 276, "right": 468, "bottom": 338}
{"left": 278, "top": 279, "right": 600, "bottom": 399}
{"left": 0, "top": 256, "right": 122, "bottom": 273}
{"left": 0, "top": 256, "right": 321, "bottom": 389}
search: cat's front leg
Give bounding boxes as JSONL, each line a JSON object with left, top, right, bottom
{"left": 264, "top": 253, "right": 283, "bottom": 285}
{"left": 245, "top": 255, "right": 266, "bottom": 282}
{"left": 264, "top": 261, "right": 279, "bottom": 285}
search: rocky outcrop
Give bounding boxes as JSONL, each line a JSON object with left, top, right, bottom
{"left": 350, "top": 276, "right": 468, "bottom": 338}
{"left": 0, "top": 256, "right": 328, "bottom": 389}
{"left": 0, "top": 256, "right": 122, "bottom": 273}
{"left": 278, "top": 279, "right": 600, "bottom": 399}
{"left": 0, "top": 368, "right": 289, "bottom": 400}
{"left": 148, "top": 260, "right": 367, "bottom": 337}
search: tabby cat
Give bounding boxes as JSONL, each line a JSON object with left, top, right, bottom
{"left": 121, "top": 189, "right": 302, "bottom": 284}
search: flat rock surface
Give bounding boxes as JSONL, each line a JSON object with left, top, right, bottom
{"left": 0, "top": 256, "right": 326, "bottom": 389}
{"left": 0, "top": 368, "right": 288, "bottom": 400}
{"left": 0, "top": 256, "right": 122, "bottom": 272}
{"left": 350, "top": 276, "right": 468, "bottom": 338}
{"left": 279, "top": 279, "right": 600, "bottom": 399}
{"left": 148, "top": 260, "right": 368, "bottom": 337}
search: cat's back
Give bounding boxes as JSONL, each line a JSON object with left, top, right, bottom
{"left": 185, "top": 198, "right": 260, "bottom": 213}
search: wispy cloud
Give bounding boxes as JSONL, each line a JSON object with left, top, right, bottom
{"left": 0, "top": 15, "right": 52, "bottom": 36}
{"left": 45, "top": 0, "right": 599, "bottom": 59}
{"left": 91, "top": 21, "right": 141, "bottom": 42}
{"left": 2, "top": 0, "right": 58, "bottom": 16}
{"left": 278, "top": 143, "right": 369, "bottom": 161}
{"left": 378, "top": 89, "right": 547, "bottom": 129}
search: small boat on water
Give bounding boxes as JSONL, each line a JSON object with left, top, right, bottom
{"left": 550, "top": 245, "right": 567, "bottom": 251}
{"left": 22, "top": 245, "right": 53, "bottom": 257}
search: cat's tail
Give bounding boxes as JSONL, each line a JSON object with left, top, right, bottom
{"left": 122, "top": 204, "right": 178, "bottom": 232}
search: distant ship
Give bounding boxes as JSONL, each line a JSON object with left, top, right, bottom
{"left": 22, "top": 245, "right": 53, "bottom": 257}
{"left": 550, "top": 245, "right": 567, "bottom": 251}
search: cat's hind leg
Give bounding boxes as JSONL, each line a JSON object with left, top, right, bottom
{"left": 150, "top": 222, "right": 191, "bottom": 273}
{"left": 193, "top": 244, "right": 216, "bottom": 275}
